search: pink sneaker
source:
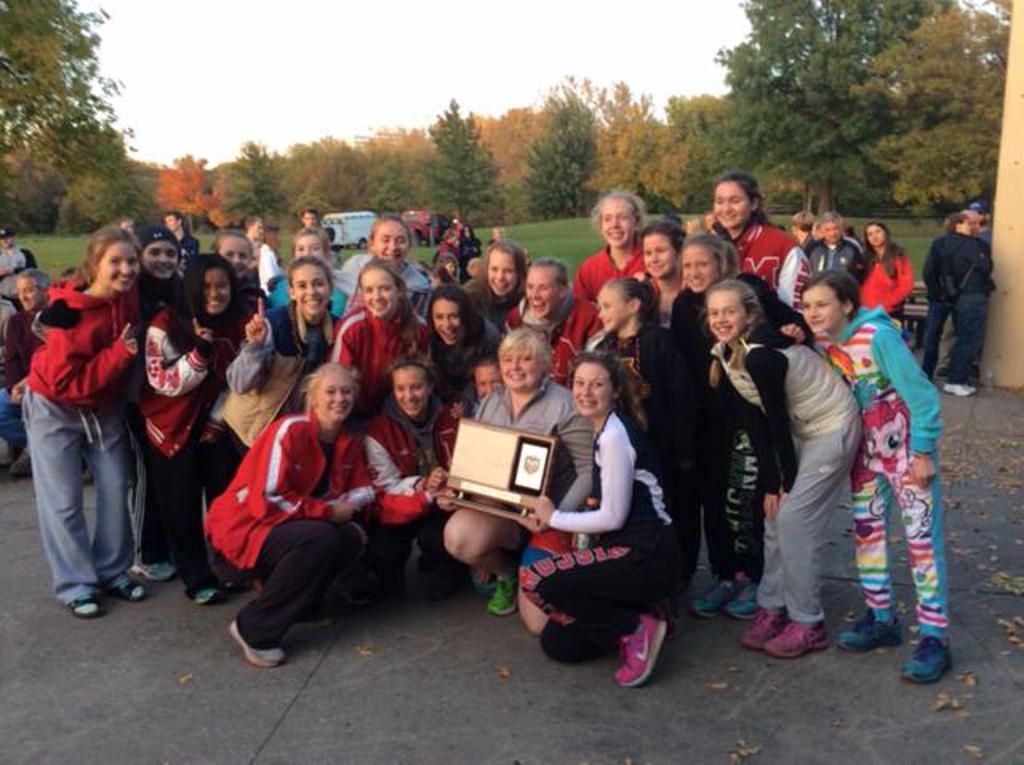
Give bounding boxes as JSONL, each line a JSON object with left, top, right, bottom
{"left": 741, "top": 608, "right": 788, "bottom": 651}
{"left": 614, "top": 614, "right": 668, "bottom": 688}
{"left": 763, "top": 620, "right": 829, "bottom": 658}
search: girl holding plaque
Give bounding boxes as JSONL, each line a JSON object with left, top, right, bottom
{"left": 519, "top": 353, "right": 679, "bottom": 688}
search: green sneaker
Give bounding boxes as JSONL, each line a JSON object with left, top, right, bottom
{"left": 690, "top": 578, "right": 737, "bottom": 619}
{"left": 901, "top": 636, "right": 952, "bottom": 684}
{"left": 486, "top": 576, "right": 518, "bottom": 616}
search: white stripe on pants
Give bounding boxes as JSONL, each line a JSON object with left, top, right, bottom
{"left": 24, "top": 389, "right": 134, "bottom": 604}
{"left": 757, "top": 420, "right": 861, "bottom": 624}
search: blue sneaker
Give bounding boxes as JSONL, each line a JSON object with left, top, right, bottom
{"left": 724, "top": 574, "right": 759, "bottom": 620}
{"left": 901, "top": 636, "right": 952, "bottom": 684}
{"left": 838, "top": 611, "right": 902, "bottom": 652}
{"left": 690, "top": 578, "right": 737, "bottom": 619}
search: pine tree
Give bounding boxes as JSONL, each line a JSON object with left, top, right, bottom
{"left": 427, "top": 100, "right": 499, "bottom": 220}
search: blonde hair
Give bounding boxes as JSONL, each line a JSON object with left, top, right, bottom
{"left": 590, "top": 190, "right": 646, "bottom": 232}
{"left": 369, "top": 214, "right": 414, "bottom": 250}
{"left": 705, "top": 279, "right": 764, "bottom": 389}
{"left": 292, "top": 226, "right": 334, "bottom": 264}
{"left": 302, "top": 363, "right": 358, "bottom": 412}
{"left": 498, "top": 328, "right": 552, "bottom": 376}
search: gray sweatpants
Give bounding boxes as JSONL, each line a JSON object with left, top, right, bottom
{"left": 23, "top": 389, "right": 134, "bottom": 604}
{"left": 757, "top": 421, "right": 861, "bottom": 624}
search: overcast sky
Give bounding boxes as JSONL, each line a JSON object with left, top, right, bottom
{"left": 86, "top": 0, "right": 751, "bottom": 166}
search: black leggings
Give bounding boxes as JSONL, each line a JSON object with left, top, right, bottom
{"left": 211, "top": 520, "right": 366, "bottom": 649}
{"left": 520, "top": 527, "right": 679, "bottom": 663}
{"left": 365, "top": 512, "right": 461, "bottom": 595}
{"left": 145, "top": 429, "right": 239, "bottom": 596}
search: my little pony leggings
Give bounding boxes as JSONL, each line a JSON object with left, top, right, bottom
{"left": 850, "top": 394, "right": 949, "bottom": 638}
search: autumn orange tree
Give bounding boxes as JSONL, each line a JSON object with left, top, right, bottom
{"left": 156, "top": 155, "right": 221, "bottom": 228}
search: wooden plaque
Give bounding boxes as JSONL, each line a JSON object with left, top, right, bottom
{"left": 445, "top": 419, "right": 557, "bottom": 517}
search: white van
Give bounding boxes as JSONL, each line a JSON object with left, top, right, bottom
{"left": 322, "top": 211, "right": 377, "bottom": 250}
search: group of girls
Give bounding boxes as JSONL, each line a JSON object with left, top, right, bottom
{"left": 21, "top": 174, "right": 950, "bottom": 687}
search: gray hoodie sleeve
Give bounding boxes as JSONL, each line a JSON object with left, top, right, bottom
{"left": 553, "top": 409, "right": 594, "bottom": 513}
{"left": 226, "top": 326, "right": 274, "bottom": 393}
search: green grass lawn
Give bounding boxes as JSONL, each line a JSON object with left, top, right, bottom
{"left": 18, "top": 215, "right": 942, "bottom": 280}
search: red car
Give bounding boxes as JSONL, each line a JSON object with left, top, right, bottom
{"left": 401, "top": 210, "right": 451, "bottom": 246}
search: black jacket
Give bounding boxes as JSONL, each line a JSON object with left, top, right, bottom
{"left": 594, "top": 324, "right": 696, "bottom": 466}
{"left": 922, "top": 233, "right": 994, "bottom": 302}
{"left": 807, "top": 239, "right": 866, "bottom": 282}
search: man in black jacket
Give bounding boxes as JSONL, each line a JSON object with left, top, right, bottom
{"left": 921, "top": 211, "right": 995, "bottom": 396}
{"left": 806, "top": 212, "right": 866, "bottom": 282}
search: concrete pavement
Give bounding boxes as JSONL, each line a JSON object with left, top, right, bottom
{"left": 1, "top": 390, "right": 1022, "bottom": 764}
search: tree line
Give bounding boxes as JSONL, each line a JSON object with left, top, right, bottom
{"left": 0, "top": 0, "right": 1008, "bottom": 235}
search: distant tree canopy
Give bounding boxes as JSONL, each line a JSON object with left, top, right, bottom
{"left": 1, "top": 0, "right": 1008, "bottom": 233}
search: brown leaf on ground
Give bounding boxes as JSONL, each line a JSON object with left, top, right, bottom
{"left": 935, "top": 692, "right": 964, "bottom": 712}
{"left": 355, "top": 645, "right": 375, "bottom": 656}
{"left": 496, "top": 666, "right": 511, "bottom": 680}
{"left": 832, "top": 717, "right": 845, "bottom": 728}
{"left": 706, "top": 681, "right": 730, "bottom": 691}
{"left": 958, "top": 670, "right": 978, "bottom": 687}
{"left": 728, "top": 740, "right": 761, "bottom": 763}
{"left": 963, "top": 743, "right": 984, "bottom": 760}
{"left": 178, "top": 672, "right": 194, "bottom": 685}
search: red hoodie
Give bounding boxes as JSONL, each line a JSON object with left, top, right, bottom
{"left": 364, "top": 401, "right": 459, "bottom": 525}
{"left": 860, "top": 256, "right": 914, "bottom": 315}
{"left": 331, "top": 309, "right": 429, "bottom": 418}
{"left": 28, "top": 282, "right": 140, "bottom": 409}
{"left": 572, "top": 243, "right": 645, "bottom": 304}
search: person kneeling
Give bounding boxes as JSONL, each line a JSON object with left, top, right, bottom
{"left": 363, "top": 358, "right": 465, "bottom": 600}
{"left": 205, "top": 364, "right": 375, "bottom": 668}
{"left": 519, "top": 353, "right": 680, "bottom": 688}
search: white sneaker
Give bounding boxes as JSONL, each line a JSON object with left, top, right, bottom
{"left": 943, "top": 383, "right": 977, "bottom": 397}
{"left": 229, "top": 620, "right": 285, "bottom": 668}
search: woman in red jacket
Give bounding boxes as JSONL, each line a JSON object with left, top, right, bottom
{"left": 363, "top": 358, "right": 464, "bottom": 600}
{"left": 206, "top": 363, "right": 375, "bottom": 668}
{"left": 332, "top": 259, "right": 428, "bottom": 418}
{"left": 139, "top": 254, "right": 248, "bottom": 605}
{"left": 712, "top": 171, "right": 811, "bottom": 308}
{"left": 573, "top": 190, "right": 647, "bottom": 304}
{"left": 860, "top": 221, "right": 914, "bottom": 319}
{"left": 24, "top": 226, "right": 147, "bottom": 618}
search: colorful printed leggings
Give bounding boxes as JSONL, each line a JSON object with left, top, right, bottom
{"left": 851, "top": 397, "right": 949, "bottom": 638}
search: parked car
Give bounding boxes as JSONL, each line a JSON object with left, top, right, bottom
{"left": 323, "top": 211, "right": 377, "bottom": 250}
{"left": 401, "top": 210, "right": 451, "bottom": 246}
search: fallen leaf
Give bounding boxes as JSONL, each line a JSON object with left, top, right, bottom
{"left": 726, "top": 665, "right": 741, "bottom": 673}
{"left": 728, "top": 739, "right": 761, "bottom": 763}
{"left": 832, "top": 717, "right": 845, "bottom": 728}
{"left": 963, "top": 743, "right": 984, "bottom": 760}
{"left": 497, "top": 666, "right": 511, "bottom": 680}
{"left": 958, "top": 670, "right": 978, "bottom": 687}
{"left": 934, "top": 692, "right": 964, "bottom": 712}
{"left": 707, "top": 681, "right": 730, "bottom": 691}
{"left": 355, "top": 645, "right": 375, "bottom": 657}
{"left": 178, "top": 672, "right": 194, "bottom": 685}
